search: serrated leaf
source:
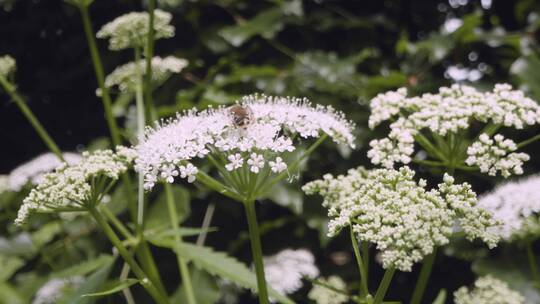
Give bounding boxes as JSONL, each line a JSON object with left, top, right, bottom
{"left": 147, "top": 184, "right": 190, "bottom": 229}
{"left": 82, "top": 278, "right": 138, "bottom": 297}
{"left": 148, "top": 238, "right": 293, "bottom": 304}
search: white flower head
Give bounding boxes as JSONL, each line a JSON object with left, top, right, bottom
{"left": 0, "top": 55, "right": 16, "bottom": 79}
{"left": 263, "top": 249, "right": 319, "bottom": 296}
{"left": 478, "top": 174, "right": 540, "bottom": 240}
{"left": 368, "top": 84, "right": 540, "bottom": 176}
{"left": 303, "top": 166, "right": 499, "bottom": 272}
{"left": 8, "top": 152, "right": 82, "bottom": 192}
{"left": 15, "top": 147, "right": 136, "bottom": 225}
{"left": 103, "top": 56, "right": 187, "bottom": 94}
{"left": 308, "top": 276, "right": 348, "bottom": 304}
{"left": 454, "top": 275, "right": 524, "bottom": 304}
{"left": 466, "top": 133, "right": 529, "bottom": 178}
{"left": 32, "top": 276, "right": 84, "bottom": 304}
{"left": 135, "top": 94, "right": 355, "bottom": 193}
{"left": 97, "top": 9, "right": 174, "bottom": 50}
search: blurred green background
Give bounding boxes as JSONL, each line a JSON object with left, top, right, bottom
{"left": 1, "top": 0, "right": 540, "bottom": 303}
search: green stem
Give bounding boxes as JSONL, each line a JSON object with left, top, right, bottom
{"left": 517, "top": 133, "right": 540, "bottom": 149}
{"left": 165, "top": 184, "right": 196, "bottom": 304}
{"left": 78, "top": 5, "right": 122, "bottom": 146}
{"left": 100, "top": 205, "right": 134, "bottom": 241}
{"left": 373, "top": 267, "right": 395, "bottom": 304}
{"left": 526, "top": 241, "right": 540, "bottom": 288}
{"left": 244, "top": 200, "right": 269, "bottom": 304}
{"left": 350, "top": 227, "right": 369, "bottom": 297}
{"left": 89, "top": 208, "right": 169, "bottom": 304}
{"left": 144, "top": 0, "right": 158, "bottom": 123}
{"left": 196, "top": 170, "right": 244, "bottom": 202}
{"left": 410, "top": 248, "right": 437, "bottom": 304}
{"left": 362, "top": 242, "right": 370, "bottom": 287}
{"left": 415, "top": 133, "right": 447, "bottom": 162}
{"left": 0, "top": 76, "right": 64, "bottom": 160}
{"left": 134, "top": 47, "right": 146, "bottom": 234}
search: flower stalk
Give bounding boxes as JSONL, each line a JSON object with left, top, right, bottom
{"left": 526, "top": 241, "right": 540, "bottom": 290}
{"left": 410, "top": 248, "right": 437, "bottom": 304}
{"left": 350, "top": 227, "right": 369, "bottom": 298}
{"left": 373, "top": 267, "right": 395, "bottom": 304}
{"left": 244, "top": 199, "right": 270, "bottom": 304}
{"left": 165, "top": 183, "right": 196, "bottom": 304}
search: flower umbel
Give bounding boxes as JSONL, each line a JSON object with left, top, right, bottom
{"left": 103, "top": 56, "right": 187, "bottom": 94}
{"left": 135, "top": 94, "right": 355, "bottom": 198}
{"left": 97, "top": 9, "right": 174, "bottom": 50}
{"left": 453, "top": 275, "right": 524, "bottom": 304}
{"left": 477, "top": 174, "right": 540, "bottom": 240}
{"left": 15, "top": 147, "right": 136, "bottom": 225}
{"left": 303, "top": 166, "right": 499, "bottom": 271}
{"left": 8, "top": 152, "right": 82, "bottom": 192}
{"left": 367, "top": 84, "right": 539, "bottom": 176}
{"left": 263, "top": 249, "right": 319, "bottom": 296}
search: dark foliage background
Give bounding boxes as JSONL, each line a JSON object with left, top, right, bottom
{"left": 1, "top": 0, "right": 540, "bottom": 303}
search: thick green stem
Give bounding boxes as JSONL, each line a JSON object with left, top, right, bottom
{"left": 362, "top": 242, "right": 370, "bottom": 287}
{"left": 517, "top": 133, "right": 540, "bottom": 149}
{"left": 0, "top": 76, "right": 64, "bottom": 160}
{"left": 244, "top": 200, "right": 269, "bottom": 304}
{"left": 165, "top": 184, "right": 197, "bottom": 304}
{"left": 89, "top": 208, "right": 169, "bottom": 304}
{"left": 373, "top": 267, "right": 395, "bottom": 304}
{"left": 78, "top": 6, "right": 122, "bottom": 146}
{"left": 100, "top": 205, "right": 134, "bottom": 241}
{"left": 350, "top": 227, "right": 369, "bottom": 297}
{"left": 526, "top": 241, "right": 540, "bottom": 289}
{"left": 144, "top": 0, "right": 158, "bottom": 123}
{"left": 410, "top": 248, "right": 437, "bottom": 304}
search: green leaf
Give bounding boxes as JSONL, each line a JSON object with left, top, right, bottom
{"left": 148, "top": 239, "right": 294, "bottom": 304}
{"left": 59, "top": 256, "right": 116, "bottom": 304}
{"left": 219, "top": 8, "right": 284, "bottom": 47}
{"left": 147, "top": 184, "right": 190, "bottom": 229}
{"left": 53, "top": 255, "right": 115, "bottom": 279}
{"left": 431, "top": 289, "right": 446, "bottom": 304}
{"left": 31, "top": 221, "right": 63, "bottom": 249}
{"left": 146, "top": 227, "right": 217, "bottom": 240}
{"left": 0, "top": 283, "right": 25, "bottom": 304}
{"left": 171, "top": 267, "right": 220, "bottom": 304}
{"left": 0, "top": 233, "right": 34, "bottom": 256}
{"left": 82, "top": 278, "right": 138, "bottom": 297}
{"left": 0, "top": 255, "right": 25, "bottom": 282}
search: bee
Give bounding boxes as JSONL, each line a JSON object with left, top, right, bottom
{"left": 228, "top": 104, "right": 254, "bottom": 129}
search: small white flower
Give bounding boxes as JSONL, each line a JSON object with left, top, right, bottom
{"left": 32, "top": 276, "right": 84, "bottom": 304}
{"left": 103, "top": 56, "right": 187, "bottom": 94}
{"left": 97, "top": 10, "right": 174, "bottom": 50}
{"left": 308, "top": 276, "right": 348, "bottom": 304}
{"left": 269, "top": 157, "right": 287, "bottom": 173}
{"left": 478, "top": 174, "right": 540, "bottom": 240}
{"left": 0, "top": 55, "right": 16, "bottom": 79}
{"left": 263, "top": 249, "right": 319, "bottom": 296}
{"left": 8, "top": 152, "right": 82, "bottom": 192}
{"left": 247, "top": 153, "right": 264, "bottom": 173}
{"left": 225, "top": 153, "right": 244, "bottom": 171}
{"left": 179, "top": 163, "right": 198, "bottom": 183}
{"left": 15, "top": 147, "right": 135, "bottom": 225}
{"left": 303, "top": 166, "right": 499, "bottom": 272}
{"left": 454, "top": 275, "right": 524, "bottom": 304}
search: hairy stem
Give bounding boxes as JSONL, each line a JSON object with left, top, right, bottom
{"left": 373, "top": 267, "right": 395, "bottom": 304}
{"left": 0, "top": 76, "right": 64, "bottom": 160}
{"left": 350, "top": 227, "right": 369, "bottom": 297}
{"left": 410, "top": 248, "right": 437, "bottom": 304}
{"left": 89, "top": 208, "right": 169, "bottom": 304}
{"left": 165, "top": 184, "right": 196, "bottom": 304}
{"left": 244, "top": 200, "right": 269, "bottom": 304}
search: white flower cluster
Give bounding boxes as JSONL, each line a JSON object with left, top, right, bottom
{"left": 478, "top": 174, "right": 540, "bottom": 240}
{"left": 135, "top": 94, "right": 355, "bottom": 190}
{"left": 8, "top": 152, "right": 82, "bottom": 192}
{"left": 303, "top": 166, "right": 499, "bottom": 272}
{"left": 103, "top": 56, "right": 187, "bottom": 94}
{"left": 0, "top": 55, "right": 16, "bottom": 78}
{"left": 466, "top": 133, "right": 529, "bottom": 177}
{"left": 15, "top": 147, "right": 136, "bottom": 225}
{"left": 308, "top": 276, "right": 348, "bottom": 304}
{"left": 97, "top": 9, "right": 174, "bottom": 50}
{"left": 32, "top": 276, "right": 84, "bottom": 304}
{"left": 368, "top": 84, "right": 540, "bottom": 175}
{"left": 263, "top": 249, "right": 319, "bottom": 296}
{"left": 453, "top": 276, "right": 524, "bottom": 304}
